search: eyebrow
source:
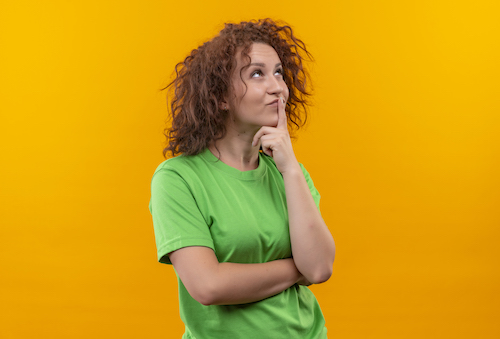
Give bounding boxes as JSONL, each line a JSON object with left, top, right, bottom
{"left": 249, "top": 63, "right": 282, "bottom": 68}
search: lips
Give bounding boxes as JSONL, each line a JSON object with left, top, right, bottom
{"left": 267, "top": 99, "right": 279, "bottom": 105}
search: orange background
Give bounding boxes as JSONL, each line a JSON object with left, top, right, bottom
{"left": 1, "top": 0, "right": 499, "bottom": 338}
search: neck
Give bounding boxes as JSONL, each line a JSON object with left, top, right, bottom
{"left": 209, "top": 126, "right": 261, "bottom": 172}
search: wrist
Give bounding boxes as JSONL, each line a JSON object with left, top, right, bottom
{"left": 281, "top": 163, "right": 302, "bottom": 178}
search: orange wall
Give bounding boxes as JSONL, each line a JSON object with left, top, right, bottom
{"left": 1, "top": 1, "right": 499, "bottom": 338}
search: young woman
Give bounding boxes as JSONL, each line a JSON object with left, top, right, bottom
{"left": 150, "top": 19, "right": 335, "bottom": 338}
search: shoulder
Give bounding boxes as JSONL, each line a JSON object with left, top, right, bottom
{"left": 151, "top": 154, "right": 209, "bottom": 193}
{"left": 153, "top": 153, "right": 201, "bottom": 173}
{"left": 152, "top": 152, "right": 208, "bottom": 179}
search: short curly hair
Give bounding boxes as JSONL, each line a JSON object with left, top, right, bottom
{"left": 162, "top": 18, "right": 313, "bottom": 158}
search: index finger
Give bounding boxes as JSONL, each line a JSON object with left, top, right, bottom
{"left": 276, "top": 97, "right": 287, "bottom": 130}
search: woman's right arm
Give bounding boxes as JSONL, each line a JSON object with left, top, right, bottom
{"left": 152, "top": 168, "right": 308, "bottom": 305}
{"left": 169, "top": 246, "right": 306, "bottom": 306}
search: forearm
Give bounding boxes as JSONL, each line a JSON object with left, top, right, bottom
{"left": 205, "top": 258, "right": 301, "bottom": 305}
{"left": 283, "top": 165, "right": 336, "bottom": 284}
{"left": 170, "top": 246, "right": 303, "bottom": 306}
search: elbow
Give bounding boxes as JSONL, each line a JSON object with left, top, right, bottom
{"left": 193, "top": 292, "right": 216, "bottom": 306}
{"left": 308, "top": 266, "right": 333, "bottom": 285}
{"left": 197, "top": 295, "right": 216, "bottom": 307}
{"left": 189, "top": 281, "right": 220, "bottom": 306}
{"left": 191, "top": 287, "right": 216, "bottom": 306}
{"left": 308, "top": 250, "right": 335, "bottom": 285}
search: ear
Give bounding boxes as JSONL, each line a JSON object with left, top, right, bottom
{"left": 220, "top": 99, "right": 229, "bottom": 111}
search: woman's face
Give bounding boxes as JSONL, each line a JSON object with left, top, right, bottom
{"left": 226, "top": 43, "right": 289, "bottom": 133}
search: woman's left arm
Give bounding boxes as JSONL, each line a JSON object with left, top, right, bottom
{"left": 281, "top": 165, "right": 335, "bottom": 284}
{"left": 252, "top": 98, "right": 336, "bottom": 284}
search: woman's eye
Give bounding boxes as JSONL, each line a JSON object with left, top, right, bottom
{"left": 251, "top": 70, "right": 263, "bottom": 78}
{"left": 275, "top": 68, "right": 284, "bottom": 76}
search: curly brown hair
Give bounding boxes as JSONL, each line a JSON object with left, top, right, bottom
{"left": 162, "top": 18, "right": 313, "bottom": 158}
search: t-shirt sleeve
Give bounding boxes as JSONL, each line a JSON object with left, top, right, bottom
{"left": 299, "top": 163, "right": 321, "bottom": 212}
{"left": 149, "top": 167, "right": 215, "bottom": 264}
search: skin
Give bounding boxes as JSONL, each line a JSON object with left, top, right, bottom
{"left": 210, "top": 42, "right": 290, "bottom": 170}
{"left": 169, "top": 43, "right": 335, "bottom": 306}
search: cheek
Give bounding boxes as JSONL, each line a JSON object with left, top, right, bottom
{"left": 246, "top": 86, "right": 266, "bottom": 102}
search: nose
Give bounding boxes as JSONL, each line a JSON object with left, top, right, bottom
{"left": 267, "top": 76, "right": 284, "bottom": 95}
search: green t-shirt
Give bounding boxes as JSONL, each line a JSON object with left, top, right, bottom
{"left": 150, "top": 148, "right": 327, "bottom": 339}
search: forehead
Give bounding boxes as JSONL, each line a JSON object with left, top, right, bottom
{"left": 234, "top": 43, "right": 281, "bottom": 67}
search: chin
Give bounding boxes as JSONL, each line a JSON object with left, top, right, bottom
{"left": 262, "top": 118, "right": 279, "bottom": 128}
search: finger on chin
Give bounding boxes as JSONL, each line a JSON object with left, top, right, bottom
{"left": 277, "top": 97, "right": 287, "bottom": 129}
